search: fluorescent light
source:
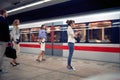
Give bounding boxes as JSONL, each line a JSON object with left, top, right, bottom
{"left": 7, "top": 0, "right": 51, "bottom": 13}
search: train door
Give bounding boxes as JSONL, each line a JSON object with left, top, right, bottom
{"left": 45, "top": 26, "right": 54, "bottom": 56}
{"left": 45, "top": 26, "right": 63, "bottom": 56}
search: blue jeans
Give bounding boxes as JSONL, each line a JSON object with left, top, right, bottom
{"left": 68, "top": 42, "right": 74, "bottom": 66}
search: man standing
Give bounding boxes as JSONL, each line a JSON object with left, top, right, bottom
{"left": 0, "top": 9, "right": 10, "bottom": 72}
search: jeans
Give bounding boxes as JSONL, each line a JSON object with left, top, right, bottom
{"left": 68, "top": 42, "right": 74, "bottom": 66}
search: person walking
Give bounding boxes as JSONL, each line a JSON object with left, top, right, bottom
{"left": 0, "top": 9, "right": 10, "bottom": 72}
{"left": 11, "top": 19, "right": 20, "bottom": 54}
{"left": 36, "top": 25, "right": 46, "bottom": 62}
{"left": 66, "top": 20, "right": 77, "bottom": 70}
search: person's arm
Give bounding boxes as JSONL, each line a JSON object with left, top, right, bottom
{"left": 11, "top": 29, "right": 15, "bottom": 41}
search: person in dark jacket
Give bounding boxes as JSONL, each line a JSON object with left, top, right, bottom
{"left": 0, "top": 9, "right": 10, "bottom": 72}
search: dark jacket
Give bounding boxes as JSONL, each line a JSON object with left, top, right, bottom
{"left": 0, "top": 16, "right": 10, "bottom": 42}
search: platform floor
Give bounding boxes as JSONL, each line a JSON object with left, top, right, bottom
{"left": 0, "top": 53, "right": 120, "bottom": 80}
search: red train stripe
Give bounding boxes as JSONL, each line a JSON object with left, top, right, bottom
{"left": 74, "top": 46, "right": 120, "bottom": 53}
{"left": 20, "top": 44, "right": 120, "bottom": 53}
{"left": 20, "top": 44, "right": 40, "bottom": 48}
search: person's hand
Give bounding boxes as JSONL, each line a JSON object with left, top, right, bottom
{"left": 74, "top": 32, "right": 79, "bottom": 38}
{"left": 38, "top": 39, "right": 42, "bottom": 44}
{"left": 14, "top": 39, "right": 20, "bottom": 44}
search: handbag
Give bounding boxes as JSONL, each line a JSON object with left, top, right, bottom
{"left": 4, "top": 42, "right": 17, "bottom": 59}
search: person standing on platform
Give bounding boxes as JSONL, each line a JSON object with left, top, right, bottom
{"left": 11, "top": 19, "right": 20, "bottom": 54}
{"left": 66, "top": 20, "right": 78, "bottom": 70}
{"left": 0, "top": 9, "right": 10, "bottom": 72}
{"left": 36, "top": 25, "right": 46, "bottom": 62}
{"left": 5, "top": 40, "right": 19, "bottom": 66}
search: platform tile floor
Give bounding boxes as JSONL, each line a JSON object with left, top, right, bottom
{"left": 0, "top": 53, "right": 120, "bottom": 80}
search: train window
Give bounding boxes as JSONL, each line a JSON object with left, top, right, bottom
{"left": 53, "top": 26, "right": 61, "bottom": 42}
{"left": 59, "top": 25, "right": 68, "bottom": 43}
{"left": 19, "top": 20, "right": 119, "bottom": 44}
{"left": 30, "top": 27, "right": 40, "bottom": 42}
{"left": 54, "top": 31, "right": 61, "bottom": 42}
{"left": 47, "top": 26, "right": 62, "bottom": 43}
{"left": 20, "top": 28, "right": 30, "bottom": 42}
{"left": 75, "top": 23, "right": 86, "bottom": 43}
{"left": 46, "top": 26, "right": 51, "bottom": 42}
{"left": 88, "top": 21, "right": 112, "bottom": 43}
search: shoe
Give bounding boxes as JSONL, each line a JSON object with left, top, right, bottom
{"left": 10, "top": 62, "right": 17, "bottom": 66}
{"left": 67, "top": 65, "right": 75, "bottom": 70}
{"left": 15, "top": 62, "right": 20, "bottom": 65}
{"left": 42, "top": 59, "right": 46, "bottom": 61}
{"left": 36, "top": 59, "right": 41, "bottom": 62}
{"left": 0, "top": 69, "right": 2, "bottom": 72}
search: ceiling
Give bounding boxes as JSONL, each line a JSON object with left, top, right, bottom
{"left": 0, "top": 0, "right": 41, "bottom": 10}
{"left": 0, "top": 0, "right": 119, "bottom": 24}
{"left": 0, "top": 0, "right": 70, "bottom": 15}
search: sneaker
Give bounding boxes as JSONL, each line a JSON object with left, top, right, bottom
{"left": 67, "top": 66, "right": 75, "bottom": 70}
{"left": 36, "top": 59, "right": 41, "bottom": 62}
{"left": 15, "top": 62, "right": 20, "bottom": 65}
{"left": 42, "top": 59, "right": 46, "bottom": 61}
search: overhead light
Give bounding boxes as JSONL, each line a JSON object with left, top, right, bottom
{"left": 7, "top": 0, "right": 51, "bottom": 13}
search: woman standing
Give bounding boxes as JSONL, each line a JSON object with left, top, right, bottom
{"left": 5, "top": 40, "right": 19, "bottom": 66}
{"left": 36, "top": 25, "right": 46, "bottom": 62}
{"left": 11, "top": 19, "right": 20, "bottom": 54}
{"left": 66, "top": 20, "right": 77, "bottom": 70}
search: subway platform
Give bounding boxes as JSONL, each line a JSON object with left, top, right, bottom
{"left": 0, "top": 53, "right": 120, "bottom": 80}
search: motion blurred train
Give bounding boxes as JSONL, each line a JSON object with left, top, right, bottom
{"left": 10, "top": 9, "right": 120, "bottom": 63}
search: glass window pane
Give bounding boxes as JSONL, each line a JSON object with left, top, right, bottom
{"left": 20, "top": 29, "right": 30, "bottom": 42}
{"left": 88, "top": 21, "right": 112, "bottom": 43}
{"left": 30, "top": 27, "right": 40, "bottom": 42}
{"left": 46, "top": 26, "right": 51, "bottom": 42}
{"left": 75, "top": 23, "right": 86, "bottom": 43}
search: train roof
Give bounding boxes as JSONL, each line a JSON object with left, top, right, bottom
{"left": 9, "top": 9, "right": 120, "bottom": 29}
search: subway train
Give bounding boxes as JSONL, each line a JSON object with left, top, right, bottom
{"left": 11, "top": 9, "right": 120, "bottom": 63}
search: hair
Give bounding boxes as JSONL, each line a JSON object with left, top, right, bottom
{"left": 66, "top": 20, "right": 75, "bottom": 26}
{"left": 0, "top": 9, "right": 7, "bottom": 15}
{"left": 12, "top": 19, "right": 20, "bottom": 30}
{"left": 12, "top": 19, "right": 20, "bottom": 25}
{"left": 40, "top": 25, "right": 45, "bottom": 29}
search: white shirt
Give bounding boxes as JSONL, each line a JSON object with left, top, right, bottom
{"left": 67, "top": 26, "right": 75, "bottom": 43}
{"left": 11, "top": 27, "right": 20, "bottom": 41}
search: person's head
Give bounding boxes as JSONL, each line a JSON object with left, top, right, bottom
{"left": 41, "top": 25, "right": 46, "bottom": 29}
{"left": 0, "top": 9, "right": 8, "bottom": 18}
{"left": 66, "top": 20, "right": 75, "bottom": 28}
{"left": 12, "top": 19, "right": 20, "bottom": 27}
